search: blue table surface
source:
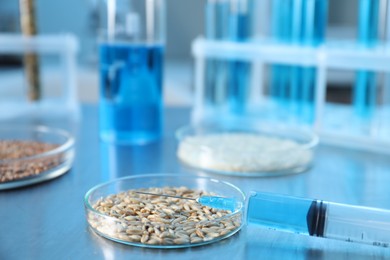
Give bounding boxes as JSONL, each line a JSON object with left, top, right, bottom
{"left": 1, "top": 105, "right": 390, "bottom": 259}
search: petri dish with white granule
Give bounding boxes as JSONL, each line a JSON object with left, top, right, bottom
{"left": 176, "top": 124, "right": 318, "bottom": 177}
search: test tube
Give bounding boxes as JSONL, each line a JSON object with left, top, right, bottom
{"left": 247, "top": 191, "right": 390, "bottom": 248}
{"left": 290, "top": 0, "right": 304, "bottom": 109}
{"left": 354, "top": 0, "right": 380, "bottom": 117}
{"left": 205, "top": 0, "right": 230, "bottom": 106}
{"left": 228, "top": 0, "right": 254, "bottom": 114}
{"left": 270, "top": 0, "right": 293, "bottom": 105}
{"left": 299, "top": 0, "right": 328, "bottom": 123}
{"left": 269, "top": 0, "right": 327, "bottom": 123}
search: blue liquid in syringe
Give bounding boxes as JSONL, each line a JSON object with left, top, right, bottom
{"left": 247, "top": 192, "right": 314, "bottom": 234}
{"left": 99, "top": 43, "right": 164, "bottom": 144}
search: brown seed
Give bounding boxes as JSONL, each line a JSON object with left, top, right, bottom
{"left": 141, "top": 233, "right": 149, "bottom": 243}
{"left": 150, "top": 235, "right": 162, "bottom": 243}
{"left": 147, "top": 238, "right": 160, "bottom": 245}
{"left": 203, "top": 208, "right": 211, "bottom": 215}
{"left": 182, "top": 225, "right": 194, "bottom": 231}
{"left": 163, "top": 238, "right": 174, "bottom": 244}
{"left": 195, "top": 229, "right": 205, "bottom": 238}
{"left": 159, "top": 231, "right": 170, "bottom": 238}
{"left": 225, "top": 225, "right": 237, "bottom": 231}
{"left": 171, "top": 216, "right": 186, "bottom": 225}
{"left": 203, "top": 236, "right": 214, "bottom": 242}
{"left": 171, "top": 205, "right": 181, "bottom": 211}
{"left": 117, "top": 234, "right": 128, "bottom": 240}
{"left": 154, "top": 227, "right": 161, "bottom": 236}
{"left": 175, "top": 231, "right": 189, "bottom": 239}
{"left": 162, "top": 208, "right": 175, "bottom": 215}
{"left": 173, "top": 237, "right": 190, "bottom": 244}
{"left": 190, "top": 237, "right": 203, "bottom": 243}
{"left": 124, "top": 216, "right": 138, "bottom": 221}
{"left": 126, "top": 227, "right": 143, "bottom": 235}
{"left": 128, "top": 235, "right": 141, "bottom": 241}
{"left": 205, "top": 232, "right": 220, "bottom": 238}
{"left": 201, "top": 227, "right": 220, "bottom": 233}
{"left": 185, "top": 228, "right": 196, "bottom": 235}
{"left": 219, "top": 229, "right": 230, "bottom": 236}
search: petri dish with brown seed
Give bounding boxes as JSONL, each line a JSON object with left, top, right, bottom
{"left": 84, "top": 174, "right": 245, "bottom": 248}
{"left": 0, "top": 126, "right": 75, "bottom": 190}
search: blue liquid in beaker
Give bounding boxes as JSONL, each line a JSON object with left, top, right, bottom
{"left": 99, "top": 43, "right": 164, "bottom": 144}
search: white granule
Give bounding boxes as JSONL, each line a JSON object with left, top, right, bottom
{"left": 177, "top": 133, "right": 313, "bottom": 174}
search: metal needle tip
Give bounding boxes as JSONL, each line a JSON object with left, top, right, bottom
{"left": 134, "top": 191, "right": 197, "bottom": 201}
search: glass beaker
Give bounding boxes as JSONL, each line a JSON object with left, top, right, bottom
{"left": 98, "top": 0, "right": 165, "bottom": 144}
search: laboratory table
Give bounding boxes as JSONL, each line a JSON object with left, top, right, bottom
{"left": 1, "top": 105, "right": 390, "bottom": 259}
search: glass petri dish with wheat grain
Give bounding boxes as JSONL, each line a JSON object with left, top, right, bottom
{"left": 0, "top": 126, "right": 75, "bottom": 190}
{"left": 84, "top": 174, "right": 245, "bottom": 248}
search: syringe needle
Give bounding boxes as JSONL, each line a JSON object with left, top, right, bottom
{"left": 134, "top": 191, "right": 197, "bottom": 201}
{"left": 134, "top": 191, "right": 238, "bottom": 212}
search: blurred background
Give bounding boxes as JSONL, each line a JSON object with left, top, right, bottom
{"left": 0, "top": 0, "right": 365, "bottom": 105}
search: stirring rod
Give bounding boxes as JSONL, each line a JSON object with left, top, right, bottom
{"left": 134, "top": 191, "right": 238, "bottom": 212}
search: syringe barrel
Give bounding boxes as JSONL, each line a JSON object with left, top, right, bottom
{"left": 324, "top": 202, "right": 390, "bottom": 247}
{"left": 246, "top": 191, "right": 314, "bottom": 235}
{"left": 247, "top": 191, "right": 390, "bottom": 247}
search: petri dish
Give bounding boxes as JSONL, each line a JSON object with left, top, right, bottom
{"left": 84, "top": 174, "right": 245, "bottom": 248}
{"left": 0, "top": 126, "right": 75, "bottom": 190}
{"left": 176, "top": 124, "right": 318, "bottom": 177}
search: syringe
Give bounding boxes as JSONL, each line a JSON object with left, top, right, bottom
{"left": 247, "top": 191, "right": 390, "bottom": 248}
{"left": 136, "top": 190, "right": 390, "bottom": 247}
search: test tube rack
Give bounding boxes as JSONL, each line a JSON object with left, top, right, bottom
{"left": 192, "top": 38, "right": 390, "bottom": 154}
{"left": 0, "top": 34, "right": 80, "bottom": 124}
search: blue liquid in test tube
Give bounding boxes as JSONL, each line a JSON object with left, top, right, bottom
{"left": 299, "top": 0, "right": 328, "bottom": 123}
{"left": 290, "top": 0, "right": 304, "bottom": 110}
{"left": 270, "top": 0, "right": 293, "bottom": 106}
{"left": 228, "top": 0, "right": 253, "bottom": 114}
{"left": 205, "top": 0, "right": 230, "bottom": 106}
{"left": 270, "top": 0, "right": 327, "bottom": 123}
{"left": 354, "top": 0, "right": 380, "bottom": 117}
{"left": 99, "top": 43, "right": 164, "bottom": 144}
